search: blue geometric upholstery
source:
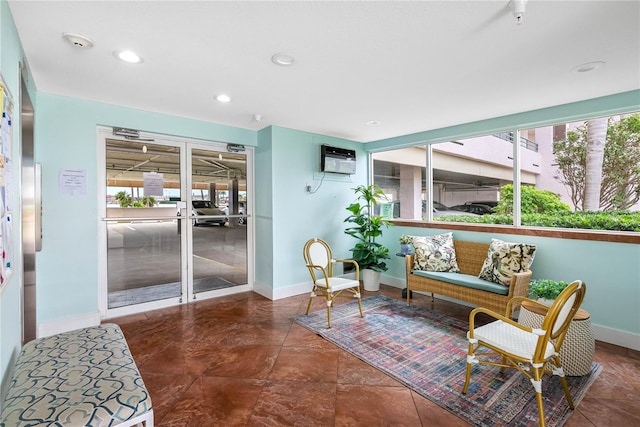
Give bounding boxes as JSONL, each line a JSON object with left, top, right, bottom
{"left": 1, "top": 323, "right": 153, "bottom": 427}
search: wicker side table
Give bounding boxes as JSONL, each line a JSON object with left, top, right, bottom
{"left": 518, "top": 300, "right": 595, "bottom": 376}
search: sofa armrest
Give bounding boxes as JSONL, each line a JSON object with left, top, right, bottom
{"left": 507, "top": 270, "right": 533, "bottom": 308}
{"left": 405, "top": 254, "right": 415, "bottom": 278}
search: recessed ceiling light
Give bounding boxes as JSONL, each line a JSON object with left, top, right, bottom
{"left": 216, "top": 94, "right": 231, "bottom": 103}
{"left": 114, "top": 50, "right": 143, "bottom": 64}
{"left": 271, "top": 53, "right": 295, "bottom": 66}
{"left": 366, "top": 120, "right": 380, "bottom": 125}
{"left": 62, "top": 32, "right": 94, "bottom": 49}
{"left": 572, "top": 61, "right": 605, "bottom": 73}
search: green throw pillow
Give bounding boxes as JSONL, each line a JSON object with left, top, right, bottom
{"left": 478, "top": 239, "right": 537, "bottom": 286}
{"left": 412, "top": 232, "right": 460, "bottom": 273}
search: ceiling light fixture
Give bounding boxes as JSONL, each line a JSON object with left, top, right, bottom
{"left": 271, "top": 53, "right": 295, "bottom": 66}
{"left": 216, "top": 94, "right": 231, "bottom": 103}
{"left": 573, "top": 61, "right": 605, "bottom": 73}
{"left": 510, "top": 0, "right": 527, "bottom": 25}
{"left": 366, "top": 120, "right": 380, "bottom": 125}
{"left": 114, "top": 50, "right": 143, "bottom": 64}
{"left": 62, "top": 32, "right": 94, "bottom": 48}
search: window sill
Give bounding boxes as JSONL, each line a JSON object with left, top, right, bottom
{"left": 389, "top": 219, "right": 640, "bottom": 244}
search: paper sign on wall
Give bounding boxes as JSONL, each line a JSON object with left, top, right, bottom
{"left": 59, "top": 169, "right": 87, "bottom": 196}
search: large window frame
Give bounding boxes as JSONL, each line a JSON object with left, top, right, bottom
{"left": 370, "top": 102, "right": 640, "bottom": 245}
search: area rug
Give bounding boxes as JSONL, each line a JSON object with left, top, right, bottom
{"left": 292, "top": 295, "right": 601, "bottom": 427}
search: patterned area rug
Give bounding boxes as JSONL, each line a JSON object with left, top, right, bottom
{"left": 292, "top": 295, "right": 601, "bottom": 427}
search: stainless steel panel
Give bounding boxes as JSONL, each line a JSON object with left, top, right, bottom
{"left": 35, "top": 163, "right": 42, "bottom": 252}
{"left": 21, "top": 71, "right": 37, "bottom": 343}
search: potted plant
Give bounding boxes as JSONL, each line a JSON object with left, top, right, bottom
{"left": 529, "top": 279, "right": 570, "bottom": 306}
{"left": 399, "top": 234, "right": 413, "bottom": 255}
{"left": 344, "top": 184, "right": 392, "bottom": 291}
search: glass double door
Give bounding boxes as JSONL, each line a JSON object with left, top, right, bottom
{"left": 101, "top": 130, "right": 250, "bottom": 316}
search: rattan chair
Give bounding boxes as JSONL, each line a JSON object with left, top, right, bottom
{"left": 462, "top": 280, "right": 587, "bottom": 427}
{"left": 303, "top": 238, "right": 363, "bottom": 328}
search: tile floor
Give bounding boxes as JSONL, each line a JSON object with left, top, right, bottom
{"left": 110, "top": 285, "right": 640, "bottom": 427}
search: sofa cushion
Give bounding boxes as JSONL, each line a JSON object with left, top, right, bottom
{"left": 411, "top": 232, "right": 460, "bottom": 273}
{"left": 478, "top": 239, "right": 537, "bottom": 286}
{"left": 412, "top": 270, "right": 510, "bottom": 295}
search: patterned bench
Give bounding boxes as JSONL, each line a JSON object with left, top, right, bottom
{"left": 1, "top": 323, "right": 153, "bottom": 427}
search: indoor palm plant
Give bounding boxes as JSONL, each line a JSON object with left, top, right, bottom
{"left": 344, "top": 184, "right": 391, "bottom": 291}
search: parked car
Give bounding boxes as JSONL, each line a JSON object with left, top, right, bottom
{"left": 432, "top": 207, "right": 479, "bottom": 218}
{"left": 424, "top": 200, "right": 478, "bottom": 218}
{"left": 191, "top": 200, "right": 227, "bottom": 226}
{"left": 432, "top": 201, "right": 450, "bottom": 211}
{"left": 221, "top": 201, "right": 247, "bottom": 224}
{"left": 450, "top": 203, "right": 495, "bottom": 215}
{"left": 238, "top": 201, "right": 247, "bottom": 224}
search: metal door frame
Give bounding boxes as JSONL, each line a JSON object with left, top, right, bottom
{"left": 97, "top": 127, "right": 253, "bottom": 319}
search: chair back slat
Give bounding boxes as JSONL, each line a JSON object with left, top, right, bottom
{"left": 303, "top": 238, "right": 334, "bottom": 280}
{"left": 542, "top": 280, "right": 586, "bottom": 344}
{"left": 308, "top": 241, "right": 330, "bottom": 269}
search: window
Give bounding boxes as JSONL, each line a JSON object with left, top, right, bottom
{"left": 372, "top": 111, "right": 640, "bottom": 232}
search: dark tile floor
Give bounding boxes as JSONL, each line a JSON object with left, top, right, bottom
{"left": 109, "top": 285, "right": 640, "bottom": 427}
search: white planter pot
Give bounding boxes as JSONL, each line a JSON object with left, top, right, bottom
{"left": 537, "top": 298, "right": 555, "bottom": 307}
{"left": 362, "top": 269, "right": 381, "bottom": 292}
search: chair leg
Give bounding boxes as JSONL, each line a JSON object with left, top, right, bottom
{"left": 326, "top": 294, "right": 333, "bottom": 328}
{"left": 305, "top": 288, "right": 316, "bottom": 315}
{"left": 559, "top": 375, "right": 575, "bottom": 409}
{"left": 356, "top": 289, "right": 363, "bottom": 318}
{"left": 549, "top": 356, "right": 575, "bottom": 409}
{"left": 532, "top": 367, "right": 546, "bottom": 427}
{"left": 462, "top": 342, "right": 474, "bottom": 394}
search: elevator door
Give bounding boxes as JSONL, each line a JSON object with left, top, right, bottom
{"left": 99, "top": 129, "right": 251, "bottom": 317}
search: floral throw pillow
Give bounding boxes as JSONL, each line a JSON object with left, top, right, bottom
{"left": 478, "top": 239, "right": 537, "bottom": 286}
{"left": 412, "top": 232, "right": 460, "bottom": 273}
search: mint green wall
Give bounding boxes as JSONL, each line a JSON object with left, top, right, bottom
{"left": 256, "top": 126, "right": 366, "bottom": 291}
{"left": 34, "top": 93, "right": 256, "bottom": 324}
{"left": 380, "top": 227, "right": 640, "bottom": 337}
{"left": 0, "top": 0, "right": 26, "bottom": 397}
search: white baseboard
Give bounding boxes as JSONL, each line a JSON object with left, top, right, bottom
{"left": 274, "top": 283, "right": 313, "bottom": 300}
{"left": 256, "top": 273, "right": 360, "bottom": 301}
{"left": 252, "top": 281, "right": 272, "bottom": 300}
{"left": 592, "top": 324, "right": 640, "bottom": 351}
{"left": 37, "top": 312, "right": 101, "bottom": 338}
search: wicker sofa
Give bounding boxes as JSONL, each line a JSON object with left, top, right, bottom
{"left": 405, "top": 240, "right": 532, "bottom": 313}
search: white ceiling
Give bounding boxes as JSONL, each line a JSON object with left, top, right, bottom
{"left": 8, "top": 1, "right": 640, "bottom": 143}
